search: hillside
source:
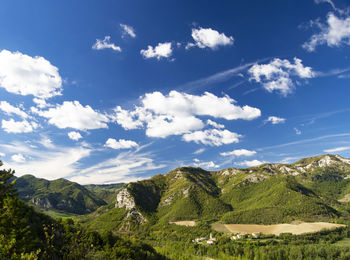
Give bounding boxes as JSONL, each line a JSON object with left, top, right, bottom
{"left": 15, "top": 174, "right": 108, "bottom": 215}
{"left": 84, "top": 183, "right": 124, "bottom": 204}
{"left": 0, "top": 162, "right": 166, "bottom": 259}
{"left": 81, "top": 154, "right": 350, "bottom": 233}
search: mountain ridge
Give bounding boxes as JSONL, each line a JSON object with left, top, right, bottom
{"left": 92, "top": 154, "right": 350, "bottom": 232}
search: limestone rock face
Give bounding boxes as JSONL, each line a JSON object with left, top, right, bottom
{"left": 115, "top": 188, "right": 136, "bottom": 210}
{"left": 115, "top": 187, "right": 147, "bottom": 224}
{"left": 31, "top": 197, "right": 52, "bottom": 209}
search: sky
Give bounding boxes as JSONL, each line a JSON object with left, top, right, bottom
{"left": 0, "top": 0, "right": 350, "bottom": 184}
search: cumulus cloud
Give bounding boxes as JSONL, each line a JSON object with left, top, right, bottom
{"left": 0, "top": 101, "right": 28, "bottom": 118}
{"left": 182, "top": 129, "right": 241, "bottom": 146}
{"left": 105, "top": 138, "right": 138, "bottom": 149}
{"left": 120, "top": 24, "right": 136, "bottom": 38}
{"left": 68, "top": 131, "right": 82, "bottom": 141}
{"left": 2, "top": 119, "right": 38, "bottom": 133}
{"left": 0, "top": 152, "right": 5, "bottom": 157}
{"left": 112, "top": 91, "right": 260, "bottom": 139}
{"left": 0, "top": 50, "right": 62, "bottom": 99}
{"left": 220, "top": 149, "right": 256, "bottom": 157}
{"left": 34, "top": 101, "right": 109, "bottom": 130}
{"left": 187, "top": 27, "right": 234, "bottom": 50}
{"left": 11, "top": 153, "right": 26, "bottom": 163}
{"left": 92, "top": 36, "right": 121, "bottom": 52}
{"left": 33, "top": 98, "right": 50, "bottom": 109}
{"left": 266, "top": 116, "right": 286, "bottom": 125}
{"left": 207, "top": 119, "right": 224, "bottom": 129}
{"left": 193, "top": 158, "right": 219, "bottom": 169}
{"left": 249, "top": 58, "right": 314, "bottom": 96}
{"left": 303, "top": 13, "right": 350, "bottom": 52}
{"left": 235, "top": 159, "right": 265, "bottom": 167}
{"left": 324, "top": 146, "right": 350, "bottom": 153}
{"left": 140, "top": 42, "right": 173, "bottom": 60}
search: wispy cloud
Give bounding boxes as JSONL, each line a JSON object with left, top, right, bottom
{"left": 177, "top": 59, "right": 268, "bottom": 92}
{"left": 92, "top": 36, "right": 121, "bottom": 52}
{"left": 257, "top": 133, "right": 350, "bottom": 151}
{"left": 70, "top": 149, "right": 166, "bottom": 184}
{"left": 324, "top": 146, "right": 350, "bottom": 153}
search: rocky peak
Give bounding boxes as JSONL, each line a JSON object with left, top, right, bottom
{"left": 115, "top": 187, "right": 147, "bottom": 224}
{"left": 115, "top": 187, "right": 136, "bottom": 210}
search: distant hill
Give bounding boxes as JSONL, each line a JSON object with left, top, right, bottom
{"left": 0, "top": 163, "right": 165, "bottom": 259}
{"left": 84, "top": 183, "right": 124, "bottom": 204}
{"left": 81, "top": 154, "right": 350, "bottom": 232}
{"left": 15, "top": 175, "right": 109, "bottom": 215}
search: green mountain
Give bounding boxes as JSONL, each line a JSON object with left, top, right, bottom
{"left": 81, "top": 154, "right": 350, "bottom": 232}
{"left": 0, "top": 162, "right": 165, "bottom": 259}
{"left": 84, "top": 183, "right": 125, "bottom": 204}
{"left": 15, "top": 174, "right": 108, "bottom": 215}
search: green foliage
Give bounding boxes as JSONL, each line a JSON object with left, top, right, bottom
{"left": 84, "top": 183, "right": 124, "bottom": 204}
{"left": 221, "top": 176, "right": 338, "bottom": 224}
{"left": 0, "top": 162, "right": 166, "bottom": 259}
{"left": 15, "top": 174, "right": 107, "bottom": 214}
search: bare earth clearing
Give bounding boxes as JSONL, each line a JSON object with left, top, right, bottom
{"left": 169, "top": 221, "right": 196, "bottom": 227}
{"left": 339, "top": 193, "right": 350, "bottom": 202}
{"left": 212, "top": 222, "right": 346, "bottom": 235}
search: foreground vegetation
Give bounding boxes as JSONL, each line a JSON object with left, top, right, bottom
{"left": 3, "top": 154, "right": 350, "bottom": 259}
{"left": 0, "top": 162, "right": 165, "bottom": 259}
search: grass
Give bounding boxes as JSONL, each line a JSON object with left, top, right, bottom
{"left": 334, "top": 238, "right": 350, "bottom": 247}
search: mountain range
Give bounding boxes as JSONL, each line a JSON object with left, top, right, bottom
{"left": 77, "top": 154, "right": 350, "bottom": 233}
{"left": 14, "top": 174, "right": 124, "bottom": 215}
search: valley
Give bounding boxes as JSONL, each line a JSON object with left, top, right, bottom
{"left": 3, "top": 154, "right": 350, "bottom": 259}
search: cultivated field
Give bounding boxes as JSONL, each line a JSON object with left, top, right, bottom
{"left": 169, "top": 221, "right": 196, "bottom": 227}
{"left": 211, "top": 222, "right": 346, "bottom": 235}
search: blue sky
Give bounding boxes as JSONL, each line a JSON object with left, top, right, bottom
{"left": 0, "top": 0, "right": 350, "bottom": 184}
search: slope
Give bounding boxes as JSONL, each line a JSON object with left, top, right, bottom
{"left": 15, "top": 174, "right": 107, "bottom": 215}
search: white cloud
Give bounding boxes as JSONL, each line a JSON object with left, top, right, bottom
{"left": 0, "top": 101, "right": 28, "bottom": 118}
{"left": 182, "top": 129, "right": 241, "bottom": 146}
{"left": 188, "top": 27, "right": 234, "bottom": 50}
{"left": 105, "top": 138, "right": 138, "bottom": 149}
{"left": 0, "top": 50, "right": 62, "bottom": 99}
{"left": 35, "top": 101, "right": 109, "bottom": 130}
{"left": 39, "top": 137, "right": 54, "bottom": 148}
{"left": 11, "top": 153, "right": 26, "bottom": 163}
{"left": 220, "top": 149, "right": 256, "bottom": 157}
{"left": 192, "top": 159, "right": 219, "bottom": 169}
{"left": 112, "top": 91, "right": 260, "bottom": 139}
{"left": 266, "top": 116, "right": 286, "bottom": 125}
{"left": 303, "top": 13, "right": 350, "bottom": 51}
{"left": 207, "top": 119, "right": 224, "bottom": 129}
{"left": 140, "top": 42, "right": 173, "bottom": 60}
{"left": 0, "top": 141, "right": 91, "bottom": 180}
{"left": 2, "top": 119, "right": 38, "bottom": 133}
{"left": 68, "top": 131, "right": 82, "bottom": 141}
{"left": 294, "top": 127, "right": 302, "bottom": 135}
{"left": 249, "top": 58, "right": 314, "bottom": 96}
{"left": 92, "top": 36, "right": 121, "bottom": 52}
{"left": 324, "top": 146, "right": 350, "bottom": 153}
{"left": 33, "top": 98, "right": 50, "bottom": 109}
{"left": 120, "top": 24, "right": 136, "bottom": 38}
{"left": 314, "top": 0, "right": 336, "bottom": 10}
{"left": 0, "top": 152, "right": 5, "bottom": 157}
{"left": 68, "top": 150, "right": 165, "bottom": 184}
{"left": 235, "top": 159, "right": 265, "bottom": 167}
{"left": 193, "top": 148, "right": 205, "bottom": 155}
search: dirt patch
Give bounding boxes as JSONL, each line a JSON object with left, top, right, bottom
{"left": 339, "top": 193, "right": 350, "bottom": 202}
{"left": 169, "top": 220, "right": 196, "bottom": 227}
{"left": 212, "top": 222, "right": 346, "bottom": 235}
